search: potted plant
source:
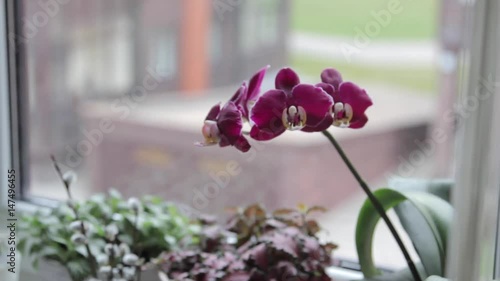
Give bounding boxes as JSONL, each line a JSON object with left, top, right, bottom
{"left": 23, "top": 66, "right": 454, "bottom": 281}
{"left": 194, "top": 66, "right": 454, "bottom": 281}
{"left": 18, "top": 157, "right": 200, "bottom": 281}
{"left": 158, "top": 204, "right": 337, "bottom": 281}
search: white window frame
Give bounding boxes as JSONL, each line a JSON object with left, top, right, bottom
{"left": 1, "top": 1, "right": 500, "bottom": 280}
{"left": 0, "top": 0, "right": 11, "bottom": 208}
{"left": 447, "top": 1, "right": 500, "bottom": 280}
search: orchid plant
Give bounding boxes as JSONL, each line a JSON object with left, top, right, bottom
{"left": 194, "top": 66, "right": 436, "bottom": 281}
{"left": 196, "top": 66, "right": 372, "bottom": 150}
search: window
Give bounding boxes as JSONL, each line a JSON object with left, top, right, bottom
{"left": 239, "top": 0, "right": 280, "bottom": 54}
{"left": 209, "top": 18, "right": 222, "bottom": 64}
{"left": 3, "top": 0, "right": 499, "bottom": 278}
{"left": 149, "top": 28, "right": 178, "bottom": 79}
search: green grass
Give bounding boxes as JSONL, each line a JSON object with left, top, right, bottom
{"left": 292, "top": 0, "right": 438, "bottom": 40}
{"left": 291, "top": 55, "right": 437, "bottom": 94}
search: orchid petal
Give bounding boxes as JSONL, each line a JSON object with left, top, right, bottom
{"left": 275, "top": 68, "right": 300, "bottom": 93}
{"left": 233, "top": 136, "right": 251, "bottom": 152}
{"left": 290, "top": 84, "right": 333, "bottom": 128}
{"left": 230, "top": 83, "right": 247, "bottom": 106}
{"left": 321, "top": 68, "right": 343, "bottom": 90}
{"left": 338, "top": 82, "right": 373, "bottom": 117}
{"left": 250, "top": 89, "right": 288, "bottom": 140}
{"left": 301, "top": 115, "right": 333, "bottom": 132}
{"left": 315, "top": 82, "right": 335, "bottom": 97}
{"left": 349, "top": 113, "right": 369, "bottom": 129}
{"left": 194, "top": 141, "right": 217, "bottom": 147}
{"left": 219, "top": 137, "right": 231, "bottom": 147}
{"left": 217, "top": 102, "right": 244, "bottom": 145}
{"left": 246, "top": 65, "right": 269, "bottom": 101}
{"left": 205, "top": 103, "right": 221, "bottom": 121}
{"left": 250, "top": 124, "right": 286, "bottom": 141}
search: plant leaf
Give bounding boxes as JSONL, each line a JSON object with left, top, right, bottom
{"left": 306, "top": 206, "right": 327, "bottom": 215}
{"left": 243, "top": 204, "right": 266, "bottom": 219}
{"left": 323, "top": 242, "right": 338, "bottom": 254}
{"left": 305, "top": 220, "right": 321, "bottom": 235}
{"left": 66, "top": 259, "right": 91, "bottom": 281}
{"left": 356, "top": 188, "right": 452, "bottom": 278}
{"left": 424, "top": 276, "right": 449, "bottom": 281}
{"left": 389, "top": 178, "right": 453, "bottom": 203}
{"left": 273, "top": 208, "right": 296, "bottom": 216}
{"left": 394, "top": 193, "right": 452, "bottom": 277}
{"left": 297, "top": 203, "right": 308, "bottom": 213}
{"left": 361, "top": 263, "right": 427, "bottom": 281}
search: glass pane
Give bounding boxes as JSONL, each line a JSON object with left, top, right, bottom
{"left": 18, "top": 0, "right": 462, "bottom": 270}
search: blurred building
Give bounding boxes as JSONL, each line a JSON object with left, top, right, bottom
{"left": 20, "top": 0, "right": 289, "bottom": 169}
{"left": 26, "top": 0, "right": 289, "bottom": 97}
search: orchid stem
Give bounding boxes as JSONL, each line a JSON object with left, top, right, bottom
{"left": 321, "top": 131, "right": 422, "bottom": 281}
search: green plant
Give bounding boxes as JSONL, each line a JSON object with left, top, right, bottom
{"left": 19, "top": 190, "right": 199, "bottom": 281}
{"left": 356, "top": 179, "right": 454, "bottom": 281}
{"left": 18, "top": 157, "right": 200, "bottom": 281}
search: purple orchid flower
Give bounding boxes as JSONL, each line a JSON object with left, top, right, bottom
{"left": 249, "top": 68, "right": 334, "bottom": 141}
{"left": 195, "top": 66, "right": 269, "bottom": 152}
{"left": 315, "top": 68, "right": 373, "bottom": 129}
{"left": 195, "top": 102, "right": 251, "bottom": 152}
{"left": 230, "top": 65, "right": 269, "bottom": 121}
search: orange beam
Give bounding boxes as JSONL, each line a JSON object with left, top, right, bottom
{"left": 180, "top": 0, "right": 211, "bottom": 95}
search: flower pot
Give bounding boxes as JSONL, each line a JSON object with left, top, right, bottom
{"left": 38, "top": 260, "right": 72, "bottom": 281}
{"left": 37, "top": 260, "right": 162, "bottom": 281}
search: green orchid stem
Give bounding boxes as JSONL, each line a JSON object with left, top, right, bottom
{"left": 321, "top": 131, "right": 422, "bottom": 281}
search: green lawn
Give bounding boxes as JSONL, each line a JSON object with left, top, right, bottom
{"left": 291, "top": 55, "right": 437, "bottom": 94}
{"left": 292, "top": 0, "right": 438, "bottom": 40}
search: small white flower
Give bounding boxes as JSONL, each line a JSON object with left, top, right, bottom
{"left": 122, "top": 266, "right": 136, "bottom": 280}
{"left": 127, "top": 198, "right": 142, "bottom": 213}
{"left": 105, "top": 224, "right": 119, "bottom": 241}
{"left": 62, "top": 170, "right": 78, "bottom": 186}
{"left": 118, "top": 243, "right": 130, "bottom": 256}
{"left": 96, "top": 254, "right": 109, "bottom": 266}
{"left": 112, "top": 268, "right": 122, "bottom": 278}
{"left": 85, "top": 223, "right": 95, "bottom": 235}
{"left": 98, "top": 265, "right": 112, "bottom": 275}
{"left": 112, "top": 213, "right": 124, "bottom": 222}
{"left": 69, "top": 221, "right": 84, "bottom": 232}
{"left": 70, "top": 233, "right": 87, "bottom": 245}
{"left": 67, "top": 199, "right": 77, "bottom": 209}
{"left": 122, "top": 253, "right": 139, "bottom": 266}
{"left": 104, "top": 244, "right": 115, "bottom": 256}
